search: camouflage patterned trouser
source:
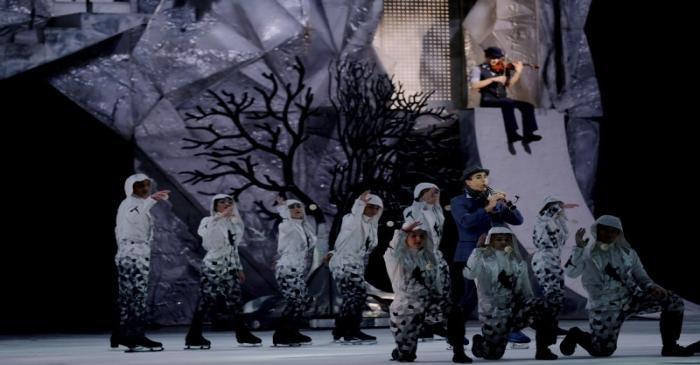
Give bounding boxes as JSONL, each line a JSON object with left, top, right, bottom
{"left": 586, "top": 291, "right": 684, "bottom": 356}
{"left": 390, "top": 288, "right": 430, "bottom": 358}
{"left": 332, "top": 263, "right": 367, "bottom": 318}
{"left": 532, "top": 250, "right": 564, "bottom": 315}
{"left": 115, "top": 241, "right": 150, "bottom": 338}
{"left": 197, "top": 256, "right": 243, "bottom": 316}
{"left": 276, "top": 265, "right": 312, "bottom": 319}
{"left": 424, "top": 254, "right": 451, "bottom": 326}
{"left": 476, "top": 297, "right": 552, "bottom": 360}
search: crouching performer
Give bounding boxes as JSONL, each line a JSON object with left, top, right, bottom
{"left": 385, "top": 222, "right": 469, "bottom": 362}
{"left": 560, "top": 215, "right": 694, "bottom": 357}
{"left": 465, "top": 227, "right": 558, "bottom": 360}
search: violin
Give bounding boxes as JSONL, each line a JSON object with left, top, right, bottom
{"left": 490, "top": 60, "right": 540, "bottom": 73}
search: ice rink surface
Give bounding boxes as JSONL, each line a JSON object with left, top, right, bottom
{"left": 2, "top": 320, "right": 699, "bottom": 365}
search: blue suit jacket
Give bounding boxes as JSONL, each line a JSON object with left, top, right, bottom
{"left": 449, "top": 190, "right": 524, "bottom": 262}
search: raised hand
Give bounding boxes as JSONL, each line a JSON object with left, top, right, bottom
{"left": 402, "top": 220, "right": 422, "bottom": 232}
{"left": 575, "top": 227, "right": 589, "bottom": 248}
{"left": 360, "top": 190, "right": 371, "bottom": 203}
{"left": 477, "top": 233, "right": 487, "bottom": 247}
{"left": 221, "top": 205, "right": 234, "bottom": 218}
{"left": 484, "top": 193, "right": 502, "bottom": 212}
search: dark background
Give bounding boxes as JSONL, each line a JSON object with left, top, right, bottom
{"left": 585, "top": 0, "right": 698, "bottom": 307}
{"left": 1, "top": 1, "right": 696, "bottom": 333}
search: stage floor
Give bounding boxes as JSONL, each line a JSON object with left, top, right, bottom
{"left": 1, "top": 320, "right": 699, "bottom": 365}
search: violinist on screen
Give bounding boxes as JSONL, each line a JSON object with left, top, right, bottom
{"left": 470, "top": 46, "right": 542, "bottom": 155}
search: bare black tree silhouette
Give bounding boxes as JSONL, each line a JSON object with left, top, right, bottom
{"left": 328, "top": 60, "right": 462, "bottom": 243}
{"left": 181, "top": 57, "right": 322, "bottom": 220}
{"left": 180, "top": 57, "right": 462, "bottom": 239}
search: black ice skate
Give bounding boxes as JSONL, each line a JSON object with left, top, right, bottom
{"left": 272, "top": 328, "right": 301, "bottom": 347}
{"left": 471, "top": 334, "right": 485, "bottom": 359}
{"left": 290, "top": 329, "right": 312, "bottom": 345}
{"left": 184, "top": 333, "right": 211, "bottom": 350}
{"left": 353, "top": 330, "right": 377, "bottom": 345}
{"left": 109, "top": 334, "right": 135, "bottom": 349}
{"left": 125, "top": 336, "right": 164, "bottom": 352}
{"left": 236, "top": 328, "right": 262, "bottom": 347}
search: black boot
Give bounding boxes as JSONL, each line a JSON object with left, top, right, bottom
{"left": 471, "top": 334, "right": 485, "bottom": 359}
{"left": 291, "top": 330, "right": 312, "bottom": 344}
{"left": 185, "top": 310, "right": 211, "bottom": 349}
{"left": 660, "top": 311, "right": 693, "bottom": 356}
{"left": 110, "top": 327, "right": 127, "bottom": 348}
{"left": 446, "top": 314, "right": 469, "bottom": 362}
{"left": 342, "top": 315, "right": 362, "bottom": 343}
{"left": 447, "top": 308, "right": 468, "bottom": 348}
{"left": 273, "top": 317, "right": 299, "bottom": 346}
{"left": 560, "top": 327, "right": 596, "bottom": 356}
{"left": 685, "top": 340, "right": 700, "bottom": 354}
{"left": 110, "top": 307, "right": 127, "bottom": 348}
{"left": 290, "top": 318, "right": 312, "bottom": 344}
{"left": 452, "top": 351, "right": 472, "bottom": 363}
{"left": 452, "top": 343, "right": 472, "bottom": 363}
{"left": 236, "top": 328, "right": 262, "bottom": 345}
{"left": 119, "top": 335, "right": 138, "bottom": 350}
{"left": 559, "top": 327, "right": 580, "bottom": 356}
{"left": 110, "top": 333, "right": 120, "bottom": 348}
{"left": 523, "top": 133, "right": 542, "bottom": 143}
{"left": 535, "top": 318, "right": 558, "bottom": 360}
{"left": 133, "top": 335, "right": 163, "bottom": 350}
{"left": 662, "top": 344, "right": 694, "bottom": 356}
{"left": 332, "top": 316, "right": 345, "bottom": 342}
{"left": 353, "top": 313, "right": 376, "bottom": 344}
{"left": 535, "top": 344, "right": 558, "bottom": 360}
{"left": 185, "top": 332, "right": 211, "bottom": 349}
{"left": 110, "top": 328, "right": 135, "bottom": 349}
{"left": 234, "top": 317, "right": 262, "bottom": 346}
{"left": 661, "top": 311, "right": 683, "bottom": 345}
{"left": 395, "top": 348, "right": 417, "bottom": 362}
{"left": 355, "top": 329, "right": 377, "bottom": 343}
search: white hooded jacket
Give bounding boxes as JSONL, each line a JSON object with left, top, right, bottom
{"left": 532, "top": 196, "right": 569, "bottom": 252}
{"left": 402, "top": 182, "right": 444, "bottom": 250}
{"left": 198, "top": 194, "right": 245, "bottom": 270}
{"left": 115, "top": 173, "right": 158, "bottom": 244}
{"left": 329, "top": 194, "right": 384, "bottom": 274}
{"left": 384, "top": 228, "right": 439, "bottom": 314}
{"left": 276, "top": 199, "right": 318, "bottom": 272}
{"left": 464, "top": 227, "right": 533, "bottom": 318}
{"left": 565, "top": 215, "right": 654, "bottom": 310}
